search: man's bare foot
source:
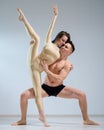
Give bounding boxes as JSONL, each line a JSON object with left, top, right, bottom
{"left": 83, "top": 119, "right": 100, "bottom": 125}
{"left": 11, "top": 120, "right": 26, "bottom": 126}
{"left": 17, "top": 8, "right": 25, "bottom": 22}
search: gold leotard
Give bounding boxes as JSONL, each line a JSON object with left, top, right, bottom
{"left": 30, "top": 42, "right": 60, "bottom": 72}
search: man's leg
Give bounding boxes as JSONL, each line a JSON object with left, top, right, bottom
{"left": 57, "top": 86, "right": 99, "bottom": 125}
{"left": 12, "top": 87, "right": 49, "bottom": 126}
{"left": 12, "top": 88, "right": 35, "bottom": 125}
{"left": 78, "top": 91, "right": 99, "bottom": 125}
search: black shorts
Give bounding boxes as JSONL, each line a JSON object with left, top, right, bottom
{"left": 42, "top": 83, "right": 65, "bottom": 96}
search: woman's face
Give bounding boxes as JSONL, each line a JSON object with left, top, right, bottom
{"left": 56, "top": 35, "right": 68, "bottom": 48}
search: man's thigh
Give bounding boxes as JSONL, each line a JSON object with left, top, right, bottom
{"left": 57, "top": 86, "right": 83, "bottom": 98}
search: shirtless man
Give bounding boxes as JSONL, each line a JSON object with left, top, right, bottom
{"left": 12, "top": 42, "right": 99, "bottom": 126}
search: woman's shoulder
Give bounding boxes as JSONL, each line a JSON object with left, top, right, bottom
{"left": 43, "top": 42, "right": 59, "bottom": 51}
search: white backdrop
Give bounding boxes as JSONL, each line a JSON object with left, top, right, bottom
{"left": 0, "top": 0, "right": 104, "bottom": 116}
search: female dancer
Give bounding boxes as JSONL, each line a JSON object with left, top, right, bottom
{"left": 17, "top": 6, "right": 70, "bottom": 126}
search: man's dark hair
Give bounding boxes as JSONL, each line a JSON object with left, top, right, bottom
{"left": 68, "top": 40, "right": 75, "bottom": 53}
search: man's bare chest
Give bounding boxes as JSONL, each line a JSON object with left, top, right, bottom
{"left": 49, "top": 60, "right": 65, "bottom": 73}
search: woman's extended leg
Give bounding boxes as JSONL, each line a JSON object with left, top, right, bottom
{"left": 17, "top": 8, "right": 40, "bottom": 43}
{"left": 17, "top": 8, "right": 40, "bottom": 61}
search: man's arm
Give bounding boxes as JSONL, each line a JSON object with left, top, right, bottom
{"left": 41, "top": 61, "right": 73, "bottom": 83}
{"left": 45, "top": 5, "right": 58, "bottom": 44}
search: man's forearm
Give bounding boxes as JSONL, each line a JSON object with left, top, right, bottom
{"left": 46, "top": 69, "right": 62, "bottom": 83}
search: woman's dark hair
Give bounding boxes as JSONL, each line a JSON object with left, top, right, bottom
{"left": 52, "top": 31, "right": 75, "bottom": 53}
{"left": 52, "top": 31, "right": 71, "bottom": 43}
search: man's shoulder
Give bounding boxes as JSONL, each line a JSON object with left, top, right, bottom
{"left": 65, "top": 59, "right": 71, "bottom": 65}
{"left": 64, "top": 60, "right": 72, "bottom": 68}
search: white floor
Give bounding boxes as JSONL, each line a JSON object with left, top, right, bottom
{"left": 0, "top": 115, "right": 104, "bottom": 130}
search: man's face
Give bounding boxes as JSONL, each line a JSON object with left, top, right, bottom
{"left": 59, "top": 43, "right": 73, "bottom": 55}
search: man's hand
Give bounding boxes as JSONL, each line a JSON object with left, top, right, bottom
{"left": 30, "top": 39, "right": 35, "bottom": 45}
{"left": 70, "top": 64, "right": 73, "bottom": 70}
{"left": 41, "top": 60, "right": 49, "bottom": 73}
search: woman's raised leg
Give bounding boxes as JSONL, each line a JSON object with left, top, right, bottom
{"left": 17, "top": 8, "right": 40, "bottom": 43}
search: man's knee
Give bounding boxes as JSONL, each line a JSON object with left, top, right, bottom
{"left": 80, "top": 92, "right": 86, "bottom": 100}
{"left": 20, "top": 92, "right": 28, "bottom": 100}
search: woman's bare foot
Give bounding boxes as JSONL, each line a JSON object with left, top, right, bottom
{"left": 17, "top": 8, "right": 25, "bottom": 22}
{"left": 83, "top": 119, "right": 100, "bottom": 125}
{"left": 39, "top": 116, "right": 50, "bottom": 127}
{"left": 11, "top": 120, "right": 26, "bottom": 126}
{"left": 39, "top": 112, "right": 50, "bottom": 127}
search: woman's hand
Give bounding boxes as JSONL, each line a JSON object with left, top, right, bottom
{"left": 52, "top": 5, "right": 58, "bottom": 15}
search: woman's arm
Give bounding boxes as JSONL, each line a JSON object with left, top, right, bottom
{"left": 45, "top": 5, "right": 58, "bottom": 44}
